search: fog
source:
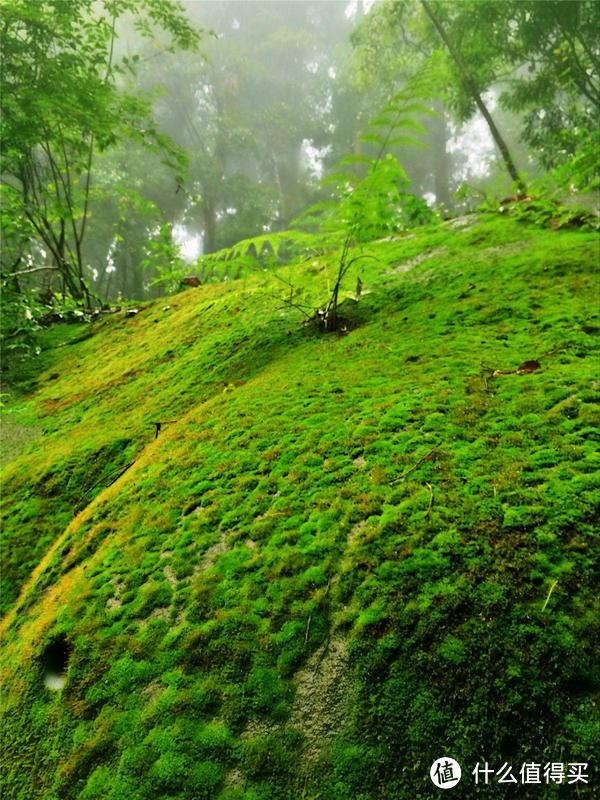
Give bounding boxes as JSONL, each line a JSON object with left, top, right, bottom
{"left": 5, "top": 0, "right": 592, "bottom": 305}
{"left": 82, "top": 0, "right": 509, "bottom": 298}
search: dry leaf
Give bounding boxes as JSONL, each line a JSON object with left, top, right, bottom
{"left": 516, "top": 359, "right": 541, "bottom": 374}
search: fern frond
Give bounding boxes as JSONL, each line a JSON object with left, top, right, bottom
{"left": 194, "top": 229, "right": 340, "bottom": 286}
{"left": 386, "top": 134, "right": 427, "bottom": 148}
{"left": 369, "top": 112, "right": 396, "bottom": 127}
{"left": 359, "top": 132, "right": 387, "bottom": 145}
{"left": 321, "top": 171, "right": 357, "bottom": 186}
{"left": 337, "top": 153, "right": 374, "bottom": 166}
{"left": 390, "top": 117, "right": 429, "bottom": 134}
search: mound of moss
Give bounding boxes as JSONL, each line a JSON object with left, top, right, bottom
{"left": 1, "top": 214, "right": 598, "bottom": 799}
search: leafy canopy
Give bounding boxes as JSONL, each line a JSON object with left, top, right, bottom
{"left": 0, "top": 0, "right": 200, "bottom": 298}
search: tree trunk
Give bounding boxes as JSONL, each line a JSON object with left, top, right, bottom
{"left": 127, "top": 247, "right": 143, "bottom": 299}
{"left": 202, "top": 197, "right": 217, "bottom": 254}
{"left": 55, "top": 254, "right": 81, "bottom": 301}
{"left": 421, "top": 0, "right": 526, "bottom": 193}
{"left": 278, "top": 143, "right": 304, "bottom": 228}
{"left": 431, "top": 103, "right": 451, "bottom": 209}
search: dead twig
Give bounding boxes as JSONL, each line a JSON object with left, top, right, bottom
{"left": 424, "top": 482, "right": 434, "bottom": 518}
{"left": 391, "top": 444, "right": 440, "bottom": 484}
{"left": 541, "top": 580, "right": 558, "bottom": 613}
{"left": 304, "top": 614, "right": 312, "bottom": 645}
{"left": 152, "top": 420, "right": 178, "bottom": 439}
{"left": 266, "top": 274, "right": 314, "bottom": 320}
{"left": 79, "top": 460, "right": 135, "bottom": 505}
{"left": 480, "top": 363, "right": 497, "bottom": 391}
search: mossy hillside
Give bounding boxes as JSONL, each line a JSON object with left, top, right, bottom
{"left": 1, "top": 215, "right": 599, "bottom": 800}
{"left": 0, "top": 275, "right": 313, "bottom": 613}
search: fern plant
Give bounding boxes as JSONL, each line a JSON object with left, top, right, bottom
{"left": 192, "top": 229, "right": 336, "bottom": 285}
{"left": 300, "top": 69, "right": 435, "bottom": 331}
{"left": 186, "top": 67, "right": 436, "bottom": 335}
{"left": 141, "top": 222, "right": 186, "bottom": 293}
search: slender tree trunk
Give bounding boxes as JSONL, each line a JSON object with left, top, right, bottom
{"left": 421, "top": 0, "right": 526, "bottom": 193}
{"left": 54, "top": 248, "right": 80, "bottom": 301}
{"left": 123, "top": 249, "right": 133, "bottom": 298}
{"left": 202, "top": 198, "right": 217, "bottom": 254}
{"left": 431, "top": 103, "right": 451, "bottom": 209}
{"left": 278, "top": 143, "right": 303, "bottom": 228}
{"left": 127, "top": 248, "right": 143, "bottom": 299}
{"left": 265, "top": 132, "right": 285, "bottom": 230}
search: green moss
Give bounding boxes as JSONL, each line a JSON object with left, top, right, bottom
{"left": 1, "top": 214, "right": 598, "bottom": 799}
{"left": 437, "top": 635, "right": 467, "bottom": 665}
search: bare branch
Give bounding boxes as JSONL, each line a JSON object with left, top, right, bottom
{"left": 4, "top": 266, "right": 60, "bottom": 277}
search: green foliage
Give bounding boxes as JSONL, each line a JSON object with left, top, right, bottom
{"left": 503, "top": 196, "right": 599, "bottom": 232}
{"left": 498, "top": 1, "right": 599, "bottom": 172}
{"left": 193, "top": 230, "right": 333, "bottom": 285}
{"left": 0, "top": 275, "right": 100, "bottom": 386}
{"left": 296, "top": 71, "right": 436, "bottom": 330}
{"left": 302, "top": 76, "right": 435, "bottom": 241}
{"left": 141, "top": 222, "right": 186, "bottom": 292}
{"left": 0, "top": 280, "right": 43, "bottom": 364}
{"left": 420, "top": 0, "right": 599, "bottom": 181}
{"left": 548, "top": 129, "right": 600, "bottom": 193}
{"left": 318, "top": 154, "right": 430, "bottom": 242}
{"left": 459, "top": 183, "right": 600, "bottom": 232}
{"left": 146, "top": 2, "right": 354, "bottom": 254}
{"left": 0, "top": 0, "right": 200, "bottom": 305}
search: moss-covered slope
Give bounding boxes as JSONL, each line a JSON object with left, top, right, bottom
{"left": 1, "top": 215, "right": 599, "bottom": 799}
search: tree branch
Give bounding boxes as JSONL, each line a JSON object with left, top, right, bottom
{"left": 421, "top": 0, "right": 526, "bottom": 192}
{"left": 4, "top": 266, "right": 60, "bottom": 277}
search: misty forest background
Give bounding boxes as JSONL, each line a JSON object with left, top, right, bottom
{"left": 2, "top": 0, "right": 598, "bottom": 363}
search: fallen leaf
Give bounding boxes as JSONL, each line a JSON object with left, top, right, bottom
{"left": 516, "top": 359, "right": 541, "bottom": 374}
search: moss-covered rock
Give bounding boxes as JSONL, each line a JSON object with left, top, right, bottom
{"left": 1, "top": 214, "right": 598, "bottom": 798}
